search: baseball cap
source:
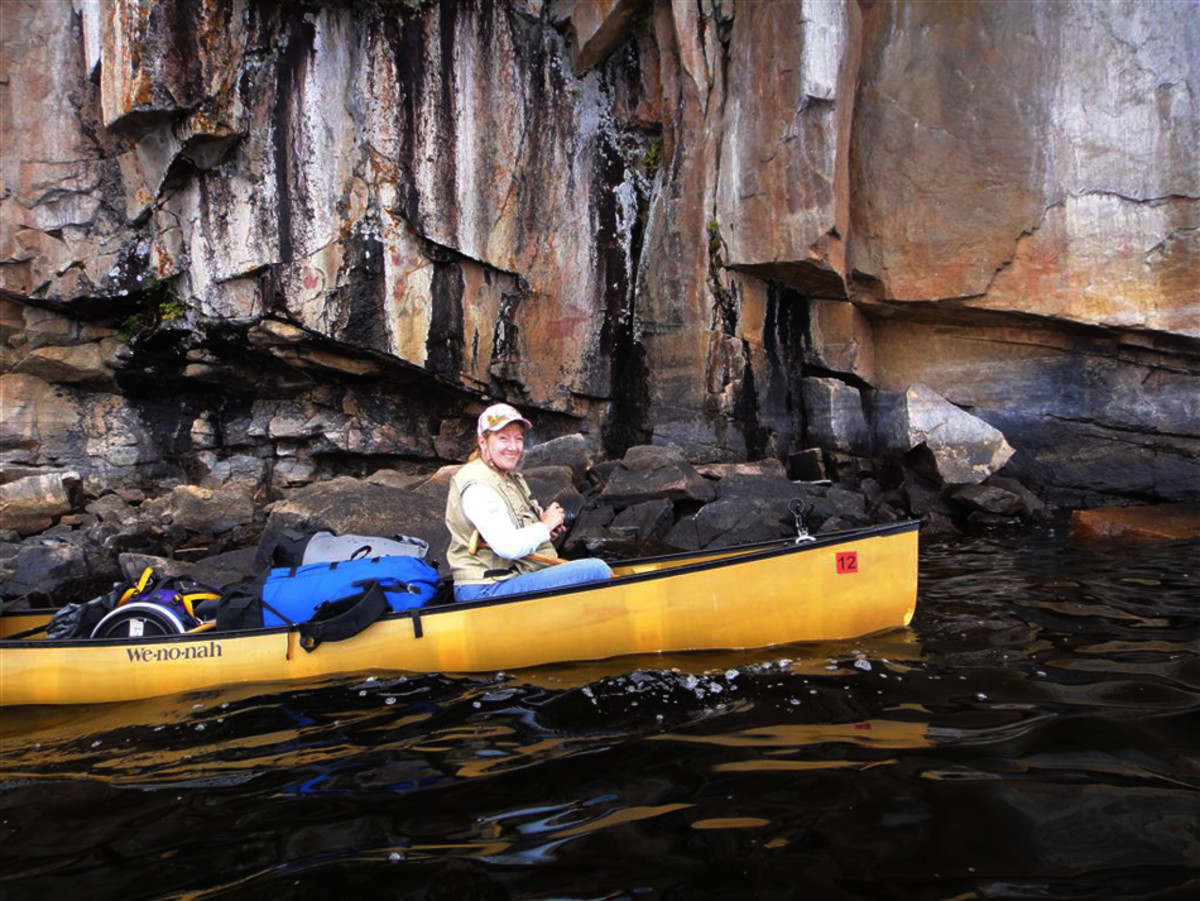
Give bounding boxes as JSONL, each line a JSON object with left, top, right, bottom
{"left": 477, "top": 403, "right": 532, "bottom": 436}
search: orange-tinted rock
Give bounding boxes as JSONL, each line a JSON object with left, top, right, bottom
{"left": 566, "top": 0, "right": 640, "bottom": 73}
{"left": 0, "top": 471, "right": 78, "bottom": 536}
{"left": 847, "top": 0, "right": 1196, "bottom": 334}
{"left": 1070, "top": 504, "right": 1200, "bottom": 543}
{"left": 967, "top": 194, "right": 1199, "bottom": 338}
{"left": 716, "top": 0, "right": 850, "bottom": 296}
{"left": 804, "top": 298, "right": 875, "bottom": 384}
{"left": 848, "top": 0, "right": 1049, "bottom": 302}
{"left": 98, "top": 0, "right": 244, "bottom": 137}
{"left": 0, "top": 0, "right": 1196, "bottom": 509}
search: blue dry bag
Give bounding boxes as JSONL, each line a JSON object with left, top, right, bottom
{"left": 260, "top": 555, "right": 439, "bottom": 625}
{"left": 215, "top": 555, "right": 440, "bottom": 650}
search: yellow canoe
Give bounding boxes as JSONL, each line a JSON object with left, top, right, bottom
{"left": 0, "top": 521, "right": 918, "bottom": 707}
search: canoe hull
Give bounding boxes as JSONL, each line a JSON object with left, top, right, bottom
{"left": 0, "top": 522, "right": 918, "bottom": 707}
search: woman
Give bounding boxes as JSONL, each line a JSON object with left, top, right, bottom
{"left": 444, "top": 403, "right": 613, "bottom": 602}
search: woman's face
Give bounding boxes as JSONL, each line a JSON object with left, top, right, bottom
{"left": 480, "top": 422, "right": 525, "bottom": 474}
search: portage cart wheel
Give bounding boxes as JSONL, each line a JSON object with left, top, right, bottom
{"left": 91, "top": 602, "right": 188, "bottom": 638}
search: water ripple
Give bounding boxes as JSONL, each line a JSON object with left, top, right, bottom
{"left": 1, "top": 529, "right": 1197, "bottom": 900}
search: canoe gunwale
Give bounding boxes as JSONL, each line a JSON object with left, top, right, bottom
{"left": 452, "top": 519, "right": 920, "bottom": 608}
{"left": 0, "top": 521, "right": 919, "bottom": 652}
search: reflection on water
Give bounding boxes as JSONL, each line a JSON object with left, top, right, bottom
{"left": 1, "top": 527, "right": 1197, "bottom": 900}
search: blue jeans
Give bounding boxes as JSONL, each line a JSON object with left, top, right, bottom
{"left": 454, "top": 558, "right": 613, "bottom": 602}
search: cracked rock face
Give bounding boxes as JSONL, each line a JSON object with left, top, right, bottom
{"left": 848, "top": 1, "right": 1197, "bottom": 315}
{"left": 0, "top": 0, "right": 1197, "bottom": 509}
{"left": 873, "top": 384, "right": 1015, "bottom": 486}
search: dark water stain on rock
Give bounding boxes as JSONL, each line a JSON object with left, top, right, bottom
{"left": 329, "top": 231, "right": 388, "bottom": 355}
{"left": 271, "top": 9, "right": 318, "bottom": 266}
{"left": 427, "top": 256, "right": 465, "bottom": 378}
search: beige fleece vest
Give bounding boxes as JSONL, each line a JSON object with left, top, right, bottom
{"left": 445, "top": 457, "right": 556, "bottom": 585}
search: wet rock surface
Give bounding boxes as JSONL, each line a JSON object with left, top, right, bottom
{"left": 1069, "top": 503, "right": 1200, "bottom": 544}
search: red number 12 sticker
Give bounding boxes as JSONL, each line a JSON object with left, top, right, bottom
{"left": 836, "top": 552, "right": 858, "bottom": 574}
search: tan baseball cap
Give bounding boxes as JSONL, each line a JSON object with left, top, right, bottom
{"left": 477, "top": 403, "right": 532, "bottom": 436}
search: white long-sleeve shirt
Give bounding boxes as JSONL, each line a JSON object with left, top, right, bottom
{"left": 461, "top": 482, "right": 551, "bottom": 560}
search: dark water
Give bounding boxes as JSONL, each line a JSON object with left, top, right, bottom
{"left": 2, "top": 527, "right": 1197, "bottom": 901}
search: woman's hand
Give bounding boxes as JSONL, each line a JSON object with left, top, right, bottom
{"left": 539, "top": 501, "right": 566, "bottom": 538}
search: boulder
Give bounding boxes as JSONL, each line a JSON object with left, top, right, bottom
{"left": 817, "top": 516, "right": 859, "bottom": 535}
{"left": 860, "top": 477, "right": 884, "bottom": 510}
{"left": 666, "top": 497, "right": 792, "bottom": 551}
{"left": 366, "top": 468, "right": 433, "bottom": 491}
{"left": 822, "top": 451, "right": 882, "bottom": 483}
{"left": 260, "top": 476, "right": 450, "bottom": 569}
{"left": 802, "top": 378, "right": 871, "bottom": 454}
{"left": 269, "top": 457, "right": 317, "bottom": 491}
{"left": 587, "top": 459, "right": 626, "bottom": 491}
{"left": 2, "top": 543, "right": 88, "bottom": 606}
{"left": 609, "top": 499, "right": 674, "bottom": 542}
{"left": 118, "top": 547, "right": 259, "bottom": 587}
{"left": 562, "top": 503, "right": 617, "bottom": 557}
{"left": 947, "top": 484, "right": 1026, "bottom": 517}
{"left": 902, "top": 473, "right": 955, "bottom": 519}
{"left": 410, "top": 465, "right": 461, "bottom": 500}
{"left": 662, "top": 514, "right": 700, "bottom": 551}
{"left": 786, "top": 484, "right": 871, "bottom": 532}
{"left": 522, "top": 466, "right": 579, "bottom": 509}
{"left": 984, "top": 474, "right": 1051, "bottom": 521}
{"left": 574, "top": 498, "right": 678, "bottom": 559}
{"left": 0, "top": 532, "right": 120, "bottom": 607}
{"left": 873, "top": 383, "right": 1014, "bottom": 485}
{"left": 95, "top": 515, "right": 165, "bottom": 556}
{"left": 704, "top": 467, "right": 797, "bottom": 504}
{"left": 0, "top": 471, "right": 80, "bottom": 536}
{"left": 197, "top": 453, "right": 270, "bottom": 492}
{"left": 920, "top": 511, "right": 962, "bottom": 540}
{"left": 85, "top": 493, "right": 140, "bottom": 527}
{"left": 141, "top": 485, "right": 256, "bottom": 538}
{"left": 786, "top": 448, "right": 827, "bottom": 482}
{"left": 821, "top": 486, "right": 869, "bottom": 522}
{"left": 599, "top": 445, "right": 716, "bottom": 509}
{"left": 552, "top": 484, "right": 589, "bottom": 526}
{"left": 1070, "top": 503, "right": 1200, "bottom": 543}
{"left": 874, "top": 499, "right": 909, "bottom": 523}
{"left": 0, "top": 540, "right": 28, "bottom": 605}
{"left": 524, "top": 433, "right": 601, "bottom": 486}
{"left": 696, "top": 459, "right": 788, "bottom": 481}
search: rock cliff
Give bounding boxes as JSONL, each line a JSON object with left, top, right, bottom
{"left": 2, "top": 0, "right": 1197, "bottom": 524}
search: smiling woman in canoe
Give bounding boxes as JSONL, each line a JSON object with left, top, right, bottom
{"left": 444, "top": 403, "right": 613, "bottom": 602}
